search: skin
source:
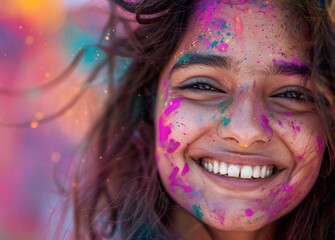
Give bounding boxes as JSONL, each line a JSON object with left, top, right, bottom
{"left": 155, "top": 1, "right": 325, "bottom": 239}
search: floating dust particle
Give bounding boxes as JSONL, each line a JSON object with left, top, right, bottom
{"left": 72, "top": 181, "right": 78, "bottom": 188}
{"left": 25, "top": 36, "right": 34, "bottom": 45}
{"left": 35, "top": 112, "right": 44, "bottom": 120}
{"left": 104, "top": 89, "right": 108, "bottom": 94}
{"left": 105, "top": 35, "right": 110, "bottom": 41}
{"left": 51, "top": 152, "right": 61, "bottom": 162}
{"left": 44, "top": 72, "right": 50, "bottom": 78}
{"left": 30, "top": 121, "right": 39, "bottom": 128}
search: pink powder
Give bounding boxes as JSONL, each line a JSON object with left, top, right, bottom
{"left": 283, "top": 185, "right": 293, "bottom": 192}
{"left": 245, "top": 208, "right": 253, "bottom": 216}
{"left": 261, "top": 114, "right": 269, "bottom": 126}
{"left": 277, "top": 120, "right": 283, "bottom": 127}
{"left": 169, "top": 167, "right": 193, "bottom": 193}
{"left": 217, "top": 43, "right": 229, "bottom": 52}
{"left": 158, "top": 98, "right": 183, "bottom": 144}
{"left": 167, "top": 139, "right": 180, "bottom": 153}
{"left": 285, "top": 113, "right": 293, "bottom": 117}
{"left": 181, "top": 163, "right": 189, "bottom": 176}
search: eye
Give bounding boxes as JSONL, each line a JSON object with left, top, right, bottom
{"left": 176, "top": 78, "right": 225, "bottom": 94}
{"left": 271, "top": 87, "right": 314, "bottom": 103}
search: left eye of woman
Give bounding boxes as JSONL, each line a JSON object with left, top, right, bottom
{"left": 271, "top": 87, "right": 314, "bottom": 103}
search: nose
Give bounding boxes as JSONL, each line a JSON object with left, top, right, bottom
{"left": 217, "top": 96, "right": 272, "bottom": 148}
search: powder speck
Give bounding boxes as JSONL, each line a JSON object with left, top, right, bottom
{"left": 245, "top": 208, "right": 253, "bottom": 217}
{"left": 222, "top": 116, "right": 231, "bottom": 126}
{"left": 192, "top": 204, "right": 204, "bottom": 220}
{"left": 283, "top": 185, "right": 293, "bottom": 191}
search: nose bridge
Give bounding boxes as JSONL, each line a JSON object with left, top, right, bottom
{"left": 218, "top": 90, "right": 272, "bottom": 146}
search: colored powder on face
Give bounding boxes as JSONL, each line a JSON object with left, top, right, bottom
{"left": 177, "top": 53, "right": 192, "bottom": 65}
{"left": 295, "top": 126, "right": 301, "bottom": 132}
{"left": 297, "top": 155, "right": 303, "bottom": 161}
{"left": 268, "top": 4, "right": 275, "bottom": 9}
{"left": 167, "top": 139, "right": 181, "bottom": 153}
{"left": 181, "top": 163, "right": 189, "bottom": 176}
{"left": 169, "top": 167, "right": 193, "bottom": 193}
{"left": 234, "top": 16, "right": 243, "bottom": 35}
{"left": 272, "top": 58, "right": 302, "bottom": 69}
{"left": 278, "top": 120, "right": 283, "bottom": 127}
{"left": 261, "top": 115, "right": 272, "bottom": 137}
{"left": 158, "top": 121, "right": 171, "bottom": 144}
{"left": 283, "top": 185, "right": 293, "bottom": 191}
{"left": 158, "top": 98, "right": 183, "bottom": 144}
{"left": 252, "top": 80, "right": 256, "bottom": 89}
{"left": 192, "top": 204, "right": 204, "bottom": 220}
{"left": 219, "top": 102, "right": 225, "bottom": 108}
{"left": 217, "top": 43, "right": 229, "bottom": 52}
{"left": 269, "top": 112, "right": 275, "bottom": 119}
{"left": 245, "top": 208, "right": 253, "bottom": 217}
{"left": 211, "top": 40, "right": 218, "bottom": 48}
{"left": 211, "top": 115, "right": 217, "bottom": 120}
{"left": 169, "top": 167, "right": 179, "bottom": 180}
{"left": 222, "top": 117, "right": 231, "bottom": 126}
{"left": 285, "top": 113, "right": 293, "bottom": 117}
{"left": 261, "top": 114, "right": 269, "bottom": 126}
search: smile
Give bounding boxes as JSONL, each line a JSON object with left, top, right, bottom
{"left": 200, "top": 158, "right": 275, "bottom": 179}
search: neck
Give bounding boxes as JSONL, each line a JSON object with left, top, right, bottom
{"left": 171, "top": 206, "right": 280, "bottom": 240}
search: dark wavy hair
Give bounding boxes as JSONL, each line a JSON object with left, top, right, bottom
{"left": 73, "top": 0, "right": 335, "bottom": 239}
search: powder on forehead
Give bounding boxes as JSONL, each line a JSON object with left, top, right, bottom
{"left": 173, "top": 0, "right": 306, "bottom": 64}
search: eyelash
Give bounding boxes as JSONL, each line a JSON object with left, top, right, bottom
{"left": 272, "top": 88, "right": 314, "bottom": 103}
{"left": 177, "top": 79, "right": 224, "bottom": 93}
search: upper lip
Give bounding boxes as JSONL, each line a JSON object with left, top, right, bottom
{"left": 187, "top": 147, "right": 287, "bottom": 170}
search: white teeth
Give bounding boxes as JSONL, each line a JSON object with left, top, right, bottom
{"left": 200, "top": 159, "right": 275, "bottom": 179}
{"left": 240, "top": 166, "right": 253, "bottom": 179}
{"left": 213, "top": 161, "right": 219, "bottom": 174}
{"left": 260, "top": 166, "right": 267, "bottom": 178}
{"left": 208, "top": 163, "right": 213, "bottom": 173}
{"left": 203, "top": 161, "right": 208, "bottom": 170}
{"left": 266, "top": 167, "right": 273, "bottom": 177}
{"left": 252, "top": 166, "right": 260, "bottom": 178}
{"left": 228, "top": 165, "right": 240, "bottom": 177}
{"left": 219, "top": 162, "right": 228, "bottom": 175}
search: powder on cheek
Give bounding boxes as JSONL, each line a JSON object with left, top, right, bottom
{"left": 168, "top": 166, "right": 193, "bottom": 193}
{"left": 245, "top": 208, "right": 253, "bottom": 217}
{"left": 158, "top": 98, "right": 183, "bottom": 145}
{"left": 192, "top": 204, "right": 204, "bottom": 220}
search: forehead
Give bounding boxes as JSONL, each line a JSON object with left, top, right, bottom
{"left": 171, "top": 0, "right": 305, "bottom": 67}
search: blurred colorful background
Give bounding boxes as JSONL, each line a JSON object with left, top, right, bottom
{"left": 0, "top": 0, "right": 110, "bottom": 239}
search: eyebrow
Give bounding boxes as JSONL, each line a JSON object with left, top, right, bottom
{"left": 170, "top": 53, "right": 233, "bottom": 74}
{"left": 170, "top": 53, "right": 311, "bottom": 78}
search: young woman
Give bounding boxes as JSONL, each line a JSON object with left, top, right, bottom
{"left": 73, "top": 0, "right": 335, "bottom": 239}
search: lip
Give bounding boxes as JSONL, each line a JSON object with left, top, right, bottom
{"left": 188, "top": 147, "right": 287, "bottom": 170}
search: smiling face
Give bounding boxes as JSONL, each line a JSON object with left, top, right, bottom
{"left": 155, "top": 0, "right": 325, "bottom": 237}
